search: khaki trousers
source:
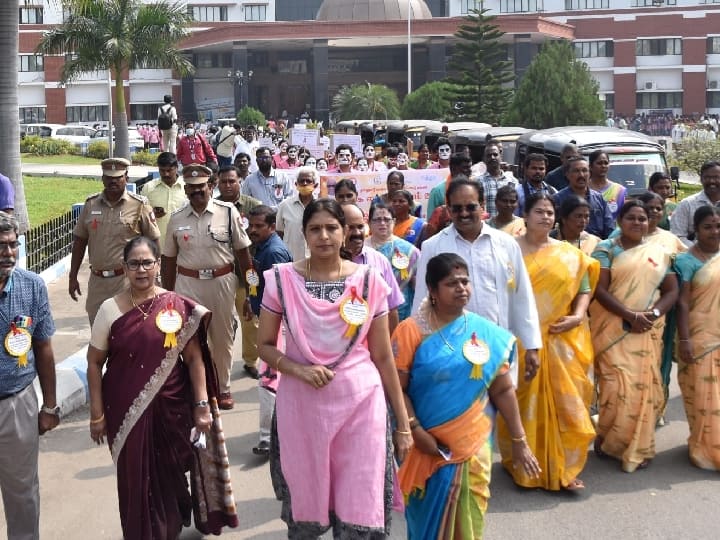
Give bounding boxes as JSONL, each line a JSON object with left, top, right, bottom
{"left": 86, "top": 273, "right": 127, "bottom": 326}
{"left": 0, "top": 385, "right": 40, "bottom": 540}
{"left": 234, "top": 286, "right": 258, "bottom": 368}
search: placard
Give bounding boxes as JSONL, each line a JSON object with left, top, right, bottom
{"left": 290, "top": 128, "right": 319, "bottom": 147}
{"left": 329, "top": 134, "right": 363, "bottom": 156}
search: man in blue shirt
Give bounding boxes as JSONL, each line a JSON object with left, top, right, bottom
{"left": 515, "top": 153, "right": 557, "bottom": 216}
{"left": 0, "top": 211, "right": 59, "bottom": 538}
{"left": 243, "top": 205, "right": 292, "bottom": 456}
{"left": 553, "top": 156, "right": 615, "bottom": 239}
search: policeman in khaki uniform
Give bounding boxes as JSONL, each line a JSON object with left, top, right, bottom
{"left": 161, "top": 164, "right": 252, "bottom": 410}
{"left": 215, "top": 164, "right": 262, "bottom": 378}
{"left": 69, "top": 157, "right": 160, "bottom": 325}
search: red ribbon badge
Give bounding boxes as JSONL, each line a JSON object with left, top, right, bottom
{"left": 10, "top": 322, "right": 19, "bottom": 335}
{"left": 350, "top": 286, "right": 361, "bottom": 303}
{"left": 471, "top": 332, "right": 478, "bottom": 346}
{"left": 183, "top": 233, "right": 189, "bottom": 242}
{"left": 92, "top": 218, "right": 98, "bottom": 230}
{"left": 648, "top": 257, "right": 658, "bottom": 268}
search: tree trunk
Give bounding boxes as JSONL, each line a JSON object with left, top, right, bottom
{"left": 0, "top": 0, "right": 29, "bottom": 232}
{"left": 113, "top": 69, "right": 130, "bottom": 160}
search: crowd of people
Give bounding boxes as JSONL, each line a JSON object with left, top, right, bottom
{"left": 2, "top": 118, "right": 720, "bottom": 539}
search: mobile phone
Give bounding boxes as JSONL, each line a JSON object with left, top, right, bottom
{"left": 154, "top": 206, "right": 165, "bottom": 214}
{"left": 437, "top": 444, "right": 452, "bottom": 461}
{"left": 622, "top": 319, "right": 631, "bottom": 331}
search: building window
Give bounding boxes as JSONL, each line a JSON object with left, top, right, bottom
{"left": 500, "top": 0, "right": 542, "bottom": 12}
{"left": 636, "top": 92, "right": 682, "bottom": 109}
{"left": 187, "top": 5, "right": 228, "bottom": 22}
{"left": 603, "top": 94, "right": 614, "bottom": 110}
{"left": 707, "top": 37, "right": 720, "bottom": 54}
{"left": 700, "top": 0, "right": 720, "bottom": 4}
{"left": 564, "top": 0, "right": 608, "bottom": 8}
{"left": 244, "top": 5, "right": 267, "bottom": 21}
{"left": 275, "top": 0, "right": 323, "bottom": 20}
{"left": 632, "top": 0, "right": 676, "bottom": 5}
{"left": 636, "top": 38, "right": 682, "bottom": 56}
{"left": 194, "top": 52, "right": 232, "bottom": 69}
{"left": 19, "top": 107, "right": 46, "bottom": 123}
{"left": 460, "top": 0, "right": 481, "bottom": 13}
{"left": 708, "top": 91, "right": 720, "bottom": 108}
{"left": 19, "top": 7, "right": 43, "bottom": 24}
{"left": 19, "top": 55, "right": 44, "bottom": 72}
{"left": 130, "top": 104, "right": 160, "bottom": 121}
{"left": 66, "top": 105, "right": 109, "bottom": 123}
{"left": 574, "top": 40, "right": 614, "bottom": 58}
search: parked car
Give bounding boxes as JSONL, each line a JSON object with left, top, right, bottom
{"left": 21, "top": 123, "right": 96, "bottom": 148}
{"left": 92, "top": 127, "right": 145, "bottom": 151}
{"left": 514, "top": 126, "right": 671, "bottom": 194}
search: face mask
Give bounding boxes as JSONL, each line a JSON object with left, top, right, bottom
{"left": 356, "top": 160, "right": 369, "bottom": 172}
{"left": 364, "top": 148, "right": 375, "bottom": 159}
{"left": 397, "top": 153, "right": 408, "bottom": 166}
{"left": 297, "top": 185, "right": 315, "bottom": 196}
{"left": 337, "top": 154, "right": 352, "bottom": 166}
{"left": 185, "top": 128, "right": 195, "bottom": 137}
{"left": 438, "top": 146, "right": 451, "bottom": 160}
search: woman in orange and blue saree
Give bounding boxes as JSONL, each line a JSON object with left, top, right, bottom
{"left": 590, "top": 200, "right": 679, "bottom": 473}
{"left": 675, "top": 205, "right": 720, "bottom": 470}
{"left": 392, "top": 253, "right": 540, "bottom": 539}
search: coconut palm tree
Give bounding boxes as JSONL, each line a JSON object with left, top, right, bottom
{"left": 331, "top": 83, "right": 401, "bottom": 122}
{"left": 0, "top": 0, "right": 29, "bottom": 232}
{"left": 37, "top": 0, "right": 194, "bottom": 159}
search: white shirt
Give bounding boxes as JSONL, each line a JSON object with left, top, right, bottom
{"left": 412, "top": 223, "right": 542, "bottom": 351}
{"left": 670, "top": 190, "right": 719, "bottom": 246}
{"left": 276, "top": 194, "right": 311, "bottom": 261}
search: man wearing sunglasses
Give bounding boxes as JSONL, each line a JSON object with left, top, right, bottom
{"left": 162, "top": 164, "right": 253, "bottom": 410}
{"left": 412, "top": 176, "right": 542, "bottom": 384}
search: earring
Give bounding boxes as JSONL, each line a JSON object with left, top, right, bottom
{"left": 430, "top": 296, "right": 436, "bottom": 306}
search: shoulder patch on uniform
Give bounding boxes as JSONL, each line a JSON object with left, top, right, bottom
{"left": 170, "top": 201, "right": 189, "bottom": 215}
{"left": 128, "top": 191, "right": 149, "bottom": 203}
{"left": 214, "top": 199, "right": 233, "bottom": 209}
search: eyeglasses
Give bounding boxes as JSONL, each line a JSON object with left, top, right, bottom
{"left": 0, "top": 241, "right": 20, "bottom": 251}
{"left": 371, "top": 217, "right": 394, "bottom": 223}
{"left": 449, "top": 204, "right": 480, "bottom": 214}
{"left": 125, "top": 259, "right": 158, "bottom": 271}
{"left": 296, "top": 179, "right": 315, "bottom": 186}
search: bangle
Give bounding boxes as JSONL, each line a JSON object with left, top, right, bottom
{"left": 395, "top": 430, "right": 412, "bottom": 435}
{"left": 511, "top": 434, "right": 526, "bottom": 443}
{"left": 90, "top": 414, "right": 105, "bottom": 424}
{"left": 634, "top": 313, "right": 639, "bottom": 321}
{"left": 276, "top": 355, "right": 286, "bottom": 372}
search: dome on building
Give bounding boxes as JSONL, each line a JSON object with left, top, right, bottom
{"left": 316, "top": 0, "right": 433, "bottom": 22}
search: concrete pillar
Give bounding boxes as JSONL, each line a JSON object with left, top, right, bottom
{"left": 428, "top": 38, "right": 446, "bottom": 82}
{"left": 312, "top": 40, "right": 329, "bottom": 126}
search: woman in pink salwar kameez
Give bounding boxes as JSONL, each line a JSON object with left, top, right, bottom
{"left": 257, "top": 199, "right": 412, "bottom": 539}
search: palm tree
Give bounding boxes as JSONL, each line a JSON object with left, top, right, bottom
{"left": 0, "top": 0, "right": 29, "bottom": 232}
{"left": 37, "top": 0, "right": 194, "bottom": 159}
{"left": 331, "top": 83, "right": 401, "bottom": 122}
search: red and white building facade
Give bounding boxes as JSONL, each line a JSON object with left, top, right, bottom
{"left": 16, "top": 0, "right": 720, "bottom": 125}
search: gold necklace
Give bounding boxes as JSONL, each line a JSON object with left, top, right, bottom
{"left": 130, "top": 288, "right": 157, "bottom": 320}
{"left": 430, "top": 310, "right": 467, "bottom": 351}
{"left": 306, "top": 258, "right": 343, "bottom": 282}
{"left": 693, "top": 245, "right": 718, "bottom": 262}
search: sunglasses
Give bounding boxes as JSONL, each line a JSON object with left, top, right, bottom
{"left": 449, "top": 204, "right": 480, "bottom": 214}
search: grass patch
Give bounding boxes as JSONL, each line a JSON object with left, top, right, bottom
{"left": 24, "top": 175, "right": 101, "bottom": 226}
{"left": 677, "top": 181, "right": 702, "bottom": 201}
{"left": 21, "top": 153, "right": 101, "bottom": 166}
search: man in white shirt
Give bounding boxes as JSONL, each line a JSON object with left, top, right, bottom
{"left": 233, "top": 126, "right": 259, "bottom": 173}
{"left": 412, "top": 176, "right": 542, "bottom": 381}
{"left": 671, "top": 160, "right": 720, "bottom": 245}
{"left": 157, "top": 95, "right": 178, "bottom": 154}
{"left": 276, "top": 166, "right": 317, "bottom": 260}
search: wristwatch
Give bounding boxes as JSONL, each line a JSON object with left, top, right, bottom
{"left": 41, "top": 404, "right": 60, "bottom": 416}
{"left": 651, "top": 308, "right": 661, "bottom": 319}
{"left": 194, "top": 399, "right": 209, "bottom": 408}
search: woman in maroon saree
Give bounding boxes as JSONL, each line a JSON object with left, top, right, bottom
{"left": 87, "top": 237, "right": 238, "bottom": 539}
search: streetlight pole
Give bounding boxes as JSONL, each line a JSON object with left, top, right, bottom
{"left": 407, "top": 0, "right": 412, "bottom": 96}
{"left": 227, "top": 70, "right": 253, "bottom": 112}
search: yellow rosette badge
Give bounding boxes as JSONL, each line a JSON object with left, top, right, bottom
{"left": 463, "top": 332, "right": 490, "bottom": 380}
{"left": 392, "top": 248, "right": 410, "bottom": 281}
{"left": 339, "top": 286, "right": 369, "bottom": 339}
{"left": 246, "top": 268, "right": 260, "bottom": 297}
{"left": 5, "top": 322, "right": 32, "bottom": 368}
{"left": 156, "top": 303, "right": 183, "bottom": 349}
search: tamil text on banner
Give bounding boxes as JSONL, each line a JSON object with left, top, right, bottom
{"left": 319, "top": 169, "right": 449, "bottom": 218}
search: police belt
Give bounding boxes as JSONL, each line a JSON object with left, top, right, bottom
{"left": 177, "top": 263, "right": 234, "bottom": 280}
{"left": 91, "top": 267, "right": 125, "bottom": 278}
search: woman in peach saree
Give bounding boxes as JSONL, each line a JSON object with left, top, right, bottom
{"left": 675, "top": 205, "right": 720, "bottom": 470}
{"left": 589, "top": 200, "right": 678, "bottom": 473}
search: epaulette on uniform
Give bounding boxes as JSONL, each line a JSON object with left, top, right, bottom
{"left": 85, "top": 192, "right": 101, "bottom": 201}
{"left": 127, "top": 191, "right": 149, "bottom": 204}
{"left": 170, "top": 201, "right": 189, "bottom": 215}
{"left": 214, "top": 199, "right": 234, "bottom": 210}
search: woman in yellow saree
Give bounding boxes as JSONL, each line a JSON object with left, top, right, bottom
{"left": 497, "top": 193, "right": 599, "bottom": 491}
{"left": 675, "top": 205, "right": 720, "bottom": 470}
{"left": 589, "top": 200, "right": 679, "bottom": 473}
{"left": 551, "top": 195, "right": 601, "bottom": 256}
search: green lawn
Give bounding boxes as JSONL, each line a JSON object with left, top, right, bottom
{"left": 21, "top": 153, "right": 101, "bottom": 166}
{"left": 24, "top": 175, "right": 101, "bottom": 226}
{"left": 676, "top": 181, "right": 701, "bottom": 200}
